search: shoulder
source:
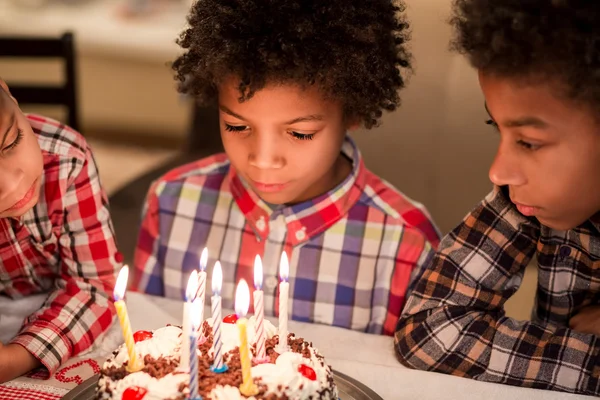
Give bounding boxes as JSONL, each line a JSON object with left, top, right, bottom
{"left": 28, "top": 114, "right": 88, "bottom": 162}
{"left": 148, "top": 153, "right": 232, "bottom": 199}
{"left": 359, "top": 168, "right": 441, "bottom": 247}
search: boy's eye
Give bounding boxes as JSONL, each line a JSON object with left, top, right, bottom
{"left": 2, "top": 129, "right": 23, "bottom": 152}
{"left": 517, "top": 140, "right": 541, "bottom": 151}
{"left": 224, "top": 124, "right": 248, "bottom": 133}
{"left": 290, "top": 131, "right": 315, "bottom": 141}
{"left": 485, "top": 119, "right": 498, "bottom": 129}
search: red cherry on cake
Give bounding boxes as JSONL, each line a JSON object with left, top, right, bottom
{"left": 223, "top": 314, "right": 238, "bottom": 324}
{"left": 298, "top": 364, "right": 317, "bottom": 381}
{"left": 133, "top": 330, "right": 153, "bottom": 343}
{"left": 122, "top": 386, "right": 148, "bottom": 400}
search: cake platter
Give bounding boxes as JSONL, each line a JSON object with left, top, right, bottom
{"left": 61, "top": 370, "right": 383, "bottom": 400}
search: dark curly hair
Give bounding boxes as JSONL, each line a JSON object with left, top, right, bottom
{"left": 450, "top": 0, "right": 600, "bottom": 108}
{"left": 173, "top": 0, "right": 411, "bottom": 129}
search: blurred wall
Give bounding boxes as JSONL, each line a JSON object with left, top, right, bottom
{"left": 353, "top": 1, "right": 497, "bottom": 233}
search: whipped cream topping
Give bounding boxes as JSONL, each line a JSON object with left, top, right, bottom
{"left": 106, "top": 326, "right": 182, "bottom": 368}
{"left": 98, "top": 317, "right": 337, "bottom": 400}
{"left": 207, "top": 317, "right": 278, "bottom": 358}
{"left": 98, "top": 370, "right": 189, "bottom": 400}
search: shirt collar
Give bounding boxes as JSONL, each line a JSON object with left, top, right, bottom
{"left": 590, "top": 212, "right": 600, "bottom": 233}
{"left": 229, "top": 135, "right": 366, "bottom": 246}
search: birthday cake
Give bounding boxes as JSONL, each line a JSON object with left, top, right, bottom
{"left": 95, "top": 316, "right": 338, "bottom": 400}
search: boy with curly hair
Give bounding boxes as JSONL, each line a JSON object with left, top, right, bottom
{"left": 133, "top": 0, "right": 439, "bottom": 335}
{"left": 396, "top": 0, "right": 600, "bottom": 395}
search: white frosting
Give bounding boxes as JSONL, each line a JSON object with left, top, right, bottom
{"left": 98, "top": 371, "right": 189, "bottom": 400}
{"left": 211, "top": 317, "right": 277, "bottom": 359}
{"left": 250, "top": 351, "right": 323, "bottom": 398}
{"left": 107, "top": 326, "right": 182, "bottom": 368}
{"left": 98, "top": 317, "right": 337, "bottom": 400}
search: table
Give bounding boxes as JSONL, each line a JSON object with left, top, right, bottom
{"left": 0, "top": 292, "right": 596, "bottom": 399}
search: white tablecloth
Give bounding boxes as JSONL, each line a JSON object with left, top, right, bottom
{"left": 121, "top": 292, "right": 593, "bottom": 400}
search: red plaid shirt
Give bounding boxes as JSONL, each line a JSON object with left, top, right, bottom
{"left": 0, "top": 115, "right": 119, "bottom": 376}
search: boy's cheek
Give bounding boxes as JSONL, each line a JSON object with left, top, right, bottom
{"left": 23, "top": 130, "right": 44, "bottom": 173}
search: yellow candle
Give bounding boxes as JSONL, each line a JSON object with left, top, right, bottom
{"left": 113, "top": 266, "right": 142, "bottom": 372}
{"left": 235, "top": 279, "right": 258, "bottom": 397}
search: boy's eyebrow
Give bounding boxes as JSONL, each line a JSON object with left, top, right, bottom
{"left": 484, "top": 102, "right": 548, "bottom": 129}
{"left": 284, "top": 114, "right": 325, "bottom": 125}
{"left": 0, "top": 113, "right": 15, "bottom": 149}
{"left": 219, "top": 105, "right": 247, "bottom": 121}
{"left": 219, "top": 105, "right": 325, "bottom": 125}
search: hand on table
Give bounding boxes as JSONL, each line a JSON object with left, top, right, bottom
{"left": 569, "top": 305, "right": 600, "bottom": 336}
{"left": 0, "top": 341, "right": 41, "bottom": 384}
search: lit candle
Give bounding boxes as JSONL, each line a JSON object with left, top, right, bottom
{"left": 253, "top": 255, "right": 267, "bottom": 362}
{"left": 210, "top": 261, "right": 228, "bottom": 373}
{"left": 188, "top": 297, "right": 202, "bottom": 400}
{"left": 113, "top": 266, "right": 142, "bottom": 372}
{"left": 236, "top": 279, "right": 259, "bottom": 397}
{"left": 276, "top": 252, "right": 289, "bottom": 354}
{"left": 179, "top": 270, "right": 199, "bottom": 371}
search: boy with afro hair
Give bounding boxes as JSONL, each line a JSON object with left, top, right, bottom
{"left": 396, "top": 0, "right": 600, "bottom": 395}
{"left": 133, "top": 0, "right": 440, "bottom": 335}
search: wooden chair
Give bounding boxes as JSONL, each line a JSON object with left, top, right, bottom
{"left": 0, "top": 32, "right": 80, "bottom": 132}
{"left": 108, "top": 103, "right": 222, "bottom": 265}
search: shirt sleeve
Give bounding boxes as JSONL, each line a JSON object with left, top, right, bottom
{"left": 132, "top": 180, "right": 164, "bottom": 296}
{"left": 11, "top": 145, "right": 119, "bottom": 376}
{"left": 395, "top": 186, "right": 600, "bottom": 396}
{"left": 376, "top": 226, "right": 435, "bottom": 336}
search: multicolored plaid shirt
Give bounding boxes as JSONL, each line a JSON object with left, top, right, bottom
{"left": 396, "top": 185, "right": 600, "bottom": 396}
{"left": 133, "top": 136, "right": 440, "bottom": 335}
{"left": 1, "top": 115, "right": 119, "bottom": 376}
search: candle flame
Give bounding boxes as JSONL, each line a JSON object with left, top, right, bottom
{"left": 235, "top": 279, "right": 250, "bottom": 318}
{"left": 191, "top": 297, "right": 202, "bottom": 330}
{"left": 185, "top": 270, "right": 199, "bottom": 302}
{"left": 254, "top": 255, "right": 263, "bottom": 290}
{"left": 212, "top": 261, "right": 223, "bottom": 295}
{"left": 279, "top": 252, "right": 289, "bottom": 282}
{"left": 200, "top": 248, "right": 208, "bottom": 272}
{"left": 113, "top": 265, "right": 129, "bottom": 301}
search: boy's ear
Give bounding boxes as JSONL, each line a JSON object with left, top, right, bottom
{"left": 346, "top": 117, "right": 361, "bottom": 132}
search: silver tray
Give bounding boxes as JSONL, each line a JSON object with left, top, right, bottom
{"left": 61, "top": 370, "right": 383, "bottom": 400}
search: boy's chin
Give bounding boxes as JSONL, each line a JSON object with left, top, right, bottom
{"left": 255, "top": 192, "right": 291, "bottom": 206}
{"left": 536, "top": 215, "right": 588, "bottom": 232}
{"left": 0, "top": 196, "right": 40, "bottom": 219}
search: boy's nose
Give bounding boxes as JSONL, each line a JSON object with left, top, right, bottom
{"left": 249, "top": 134, "right": 284, "bottom": 170}
{"left": 488, "top": 146, "right": 526, "bottom": 187}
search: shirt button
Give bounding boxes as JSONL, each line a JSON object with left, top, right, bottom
{"left": 559, "top": 246, "right": 571, "bottom": 258}
{"left": 265, "top": 276, "right": 278, "bottom": 291}
{"left": 295, "top": 228, "right": 307, "bottom": 241}
{"left": 256, "top": 216, "right": 266, "bottom": 232}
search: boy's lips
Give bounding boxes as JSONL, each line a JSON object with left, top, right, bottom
{"left": 513, "top": 201, "right": 537, "bottom": 217}
{"left": 250, "top": 179, "right": 290, "bottom": 193}
{"left": 5, "top": 180, "right": 37, "bottom": 212}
